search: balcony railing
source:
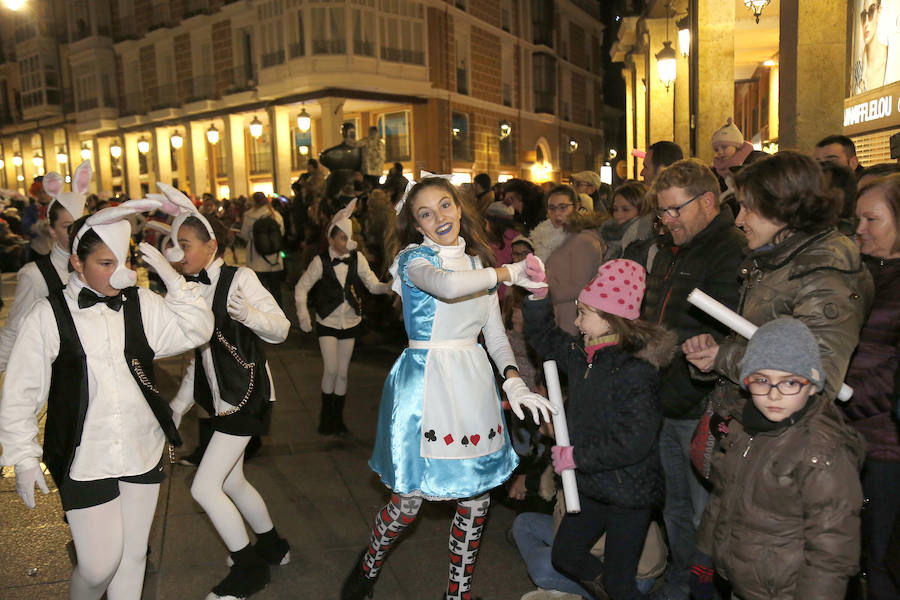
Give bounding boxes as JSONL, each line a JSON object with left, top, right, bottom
{"left": 114, "top": 17, "right": 138, "bottom": 41}
{"left": 380, "top": 47, "right": 424, "bottom": 65}
{"left": 353, "top": 40, "right": 374, "bottom": 56}
{"left": 183, "top": 76, "right": 216, "bottom": 102}
{"left": 288, "top": 42, "right": 304, "bottom": 58}
{"left": 534, "top": 91, "right": 556, "bottom": 115}
{"left": 222, "top": 64, "right": 257, "bottom": 93}
{"left": 78, "top": 97, "right": 99, "bottom": 111}
{"left": 120, "top": 92, "right": 145, "bottom": 116}
{"left": 312, "top": 39, "right": 346, "bottom": 55}
{"left": 261, "top": 50, "right": 284, "bottom": 68}
{"left": 148, "top": 85, "right": 178, "bottom": 110}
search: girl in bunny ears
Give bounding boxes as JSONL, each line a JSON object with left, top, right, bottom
{"left": 0, "top": 160, "right": 92, "bottom": 373}
{"left": 341, "top": 176, "right": 555, "bottom": 600}
{"left": 159, "top": 183, "right": 292, "bottom": 600}
{"left": 293, "top": 198, "right": 392, "bottom": 435}
{"left": 0, "top": 199, "right": 214, "bottom": 600}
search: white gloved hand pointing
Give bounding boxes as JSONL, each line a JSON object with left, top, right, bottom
{"left": 140, "top": 241, "right": 182, "bottom": 290}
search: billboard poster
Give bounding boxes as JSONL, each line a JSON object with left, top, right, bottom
{"left": 852, "top": 0, "right": 900, "bottom": 95}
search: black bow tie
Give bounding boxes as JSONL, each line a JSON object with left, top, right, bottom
{"left": 185, "top": 269, "right": 211, "bottom": 285}
{"left": 332, "top": 257, "right": 351, "bottom": 266}
{"left": 78, "top": 287, "right": 124, "bottom": 311}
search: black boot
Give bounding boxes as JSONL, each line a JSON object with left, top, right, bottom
{"left": 332, "top": 394, "right": 349, "bottom": 436}
{"left": 318, "top": 392, "right": 334, "bottom": 434}
{"left": 177, "top": 417, "right": 213, "bottom": 466}
{"left": 209, "top": 544, "right": 270, "bottom": 599}
{"left": 341, "top": 549, "right": 377, "bottom": 600}
{"left": 579, "top": 576, "right": 611, "bottom": 600}
{"left": 254, "top": 527, "right": 290, "bottom": 566}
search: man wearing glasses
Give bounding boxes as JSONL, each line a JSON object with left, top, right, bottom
{"left": 641, "top": 159, "right": 746, "bottom": 600}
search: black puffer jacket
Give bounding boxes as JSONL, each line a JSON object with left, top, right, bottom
{"left": 641, "top": 208, "right": 747, "bottom": 418}
{"left": 523, "top": 296, "right": 677, "bottom": 509}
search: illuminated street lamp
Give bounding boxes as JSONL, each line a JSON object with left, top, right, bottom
{"left": 110, "top": 142, "right": 122, "bottom": 159}
{"left": 206, "top": 124, "right": 220, "bottom": 145}
{"left": 656, "top": 3, "right": 677, "bottom": 91}
{"left": 677, "top": 16, "right": 690, "bottom": 57}
{"left": 137, "top": 137, "right": 150, "bottom": 154}
{"left": 170, "top": 131, "right": 184, "bottom": 149}
{"left": 499, "top": 120, "right": 512, "bottom": 140}
{"left": 297, "top": 108, "right": 311, "bottom": 133}
{"left": 32, "top": 152, "right": 43, "bottom": 169}
{"left": 2, "top": 0, "right": 27, "bottom": 10}
{"left": 12, "top": 152, "right": 22, "bottom": 167}
{"left": 299, "top": 145, "right": 310, "bottom": 155}
{"left": 81, "top": 145, "right": 91, "bottom": 160}
{"left": 56, "top": 149, "right": 67, "bottom": 164}
{"left": 568, "top": 138, "right": 578, "bottom": 153}
{"left": 744, "top": 0, "right": 771, "bottom": 24}
{"left": 249, "top": 115, "right": 263, "bottom": 139}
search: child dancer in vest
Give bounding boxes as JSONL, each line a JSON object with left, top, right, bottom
{"left": 342, "top": 176, "right": 554, "bottom": 600}
{"left": 161, "top": 183, "right": 292, "bottom": 600}
{"left": 0, "top": 160, "right": 91, "bottom": 372}
{"left": 0, "top": 200, "right": 214, "bottom": 600}
{"left": 294, "top": 199, "right": 391, "bottom": 435}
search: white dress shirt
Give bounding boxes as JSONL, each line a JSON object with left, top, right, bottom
{"left": 0, "top": 271, "right": 214, "bottom": 479}
{"left": 0, "top": 243, "right": 70, "bottom": 372}
{"left": 169, "top": 258, "right": 290, "bottom": 420}
{"left": 293, "top": 248, "right": 391, "bottom": 330}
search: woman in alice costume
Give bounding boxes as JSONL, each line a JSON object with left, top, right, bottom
{"left": 341, "top": 176, "right": 554, "bottom": 600}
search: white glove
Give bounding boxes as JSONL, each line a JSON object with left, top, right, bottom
{"left": 502, "top": 377, "right": 557, "bottom": 425}
{"left": 140, "top": 241, "right": 181, "bottom": 289}
{"left": 298, "top": 311, "right": 313, "bottom": 333}
{"left": 502, "top": 259, "right": 549, "bottom": 292}
{"left": 15, "top": 463, "right": 50, "bottom": 509}
{"left": 227, "top": 289, "right": 251, "bottom": 323}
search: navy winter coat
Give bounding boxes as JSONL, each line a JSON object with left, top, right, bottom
{"left": 523, "top": 296, "right": 675, "bottom": 509}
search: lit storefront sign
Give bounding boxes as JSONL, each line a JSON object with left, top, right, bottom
{"left": 843, "top": 81, "right": 900, "bottom": 136}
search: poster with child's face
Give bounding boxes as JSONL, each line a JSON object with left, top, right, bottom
{"left": 852, "top": 0, "right": 900, "bottom": 95}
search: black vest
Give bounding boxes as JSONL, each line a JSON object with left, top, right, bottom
{"left": 194, "top": 266, "right": 271, "bottom": 435}
{"left": 34, "top": 254, "right": 65, "bottom": 294}
{"left": 42, "top": 287, "right": 180, "bottom": 485}
{"left": 312, "top": 251, "right": 363, "bottom": 318}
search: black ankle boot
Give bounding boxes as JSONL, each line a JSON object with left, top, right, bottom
{"left": 209, "top": 544, "right": 270, "bottom": 599}
{"left": 318, "top": 392, "right": 334, "bottom": 434}
{"left": 341, "top": 549, "right": 377, "bottom": 600}
{"left": 254, "top": 528, "right": 290, "bottom": 566}
{"left": 332, "top": 394, "right": 349, "bottom": 436}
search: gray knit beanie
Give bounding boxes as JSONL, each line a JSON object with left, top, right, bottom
{"left": 739, "top": 318, "right": 824, "bottom": 390}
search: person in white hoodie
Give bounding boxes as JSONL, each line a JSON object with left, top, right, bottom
{"left": 0, "top": 199, "right": 214, "bottom": 600}
{"left": 0, "top": 161, "right": 91, "bottom": 372}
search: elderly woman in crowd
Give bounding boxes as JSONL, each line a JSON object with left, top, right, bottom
{"left": 842, "top": 173, "right": 900, "bottom": 600}
{"left": 530, "top": 184, "right": 606, "bottom": 336}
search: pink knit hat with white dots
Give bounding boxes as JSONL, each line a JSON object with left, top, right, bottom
{"left": 577, "top": 259, "right": 646, "bottom": 320}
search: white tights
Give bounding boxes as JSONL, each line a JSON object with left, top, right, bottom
{"left": 319, "top": 336, "right": 355, "bottom": 395}
{"left": 190, "top": 432, "right": 274, "bottom": 552}
{"left": 66, "top": 481, "right": 160, "bottom": 600}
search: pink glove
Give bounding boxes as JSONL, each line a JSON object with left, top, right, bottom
{"left": 551, "top": 445, "right": 575, "bottom": 474}
{"left": 525, "top": 254, "right": 548, "bottom": 299}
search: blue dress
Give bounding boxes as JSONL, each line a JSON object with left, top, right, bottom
{"left": 369, "top": 240, "right": 519, "bottom": 499}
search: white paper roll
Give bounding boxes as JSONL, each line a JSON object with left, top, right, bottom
{"left": 686, "top": 288, "right": 853, "bottom": 401}
{"left": 543, "top": 360, "right": 580, "bottom": 513}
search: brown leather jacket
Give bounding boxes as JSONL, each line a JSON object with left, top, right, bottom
{"left": 714, "top": 228, "right": 873, "bottom": 402}
{"left": 698, "top": 396, "right": 865, "bottom": 600}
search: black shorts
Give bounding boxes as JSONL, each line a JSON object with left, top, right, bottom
{"left": 59, "top": 460, "right": 166, "bottom": 512}
{"left": 316, "top": 322, "right": 363, "bottom": 340}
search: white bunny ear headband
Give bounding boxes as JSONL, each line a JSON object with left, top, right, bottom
{"left": 152, "top": 181, "right": 215, "bottom": 262}
{"left": 44, "top": 160, "right": 92, "bottom": 220}
{"left": 393, "top": 171, "right": 455, "bottom": 215}
{"left": 330, "top": 198, "right": 358, "bottom": 251}
{"left": 72, "top": 198, "right": 163, "bottom": 290}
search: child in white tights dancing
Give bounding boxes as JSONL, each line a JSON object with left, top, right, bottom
{"left": 161, "top": 183, "right": 292, "bottom": 600}
{"left": 0, "top": 200, "right": 213, "bottom": 600}
{"left": 294, "top": 199, "right": 391, "bottom": 434}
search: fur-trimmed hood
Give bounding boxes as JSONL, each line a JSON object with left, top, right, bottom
{"left": 632, "top": 324, "right": 679, "bottom": 370}
{"left": 530, "top": 211, "right": 608, "bottom": 262}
